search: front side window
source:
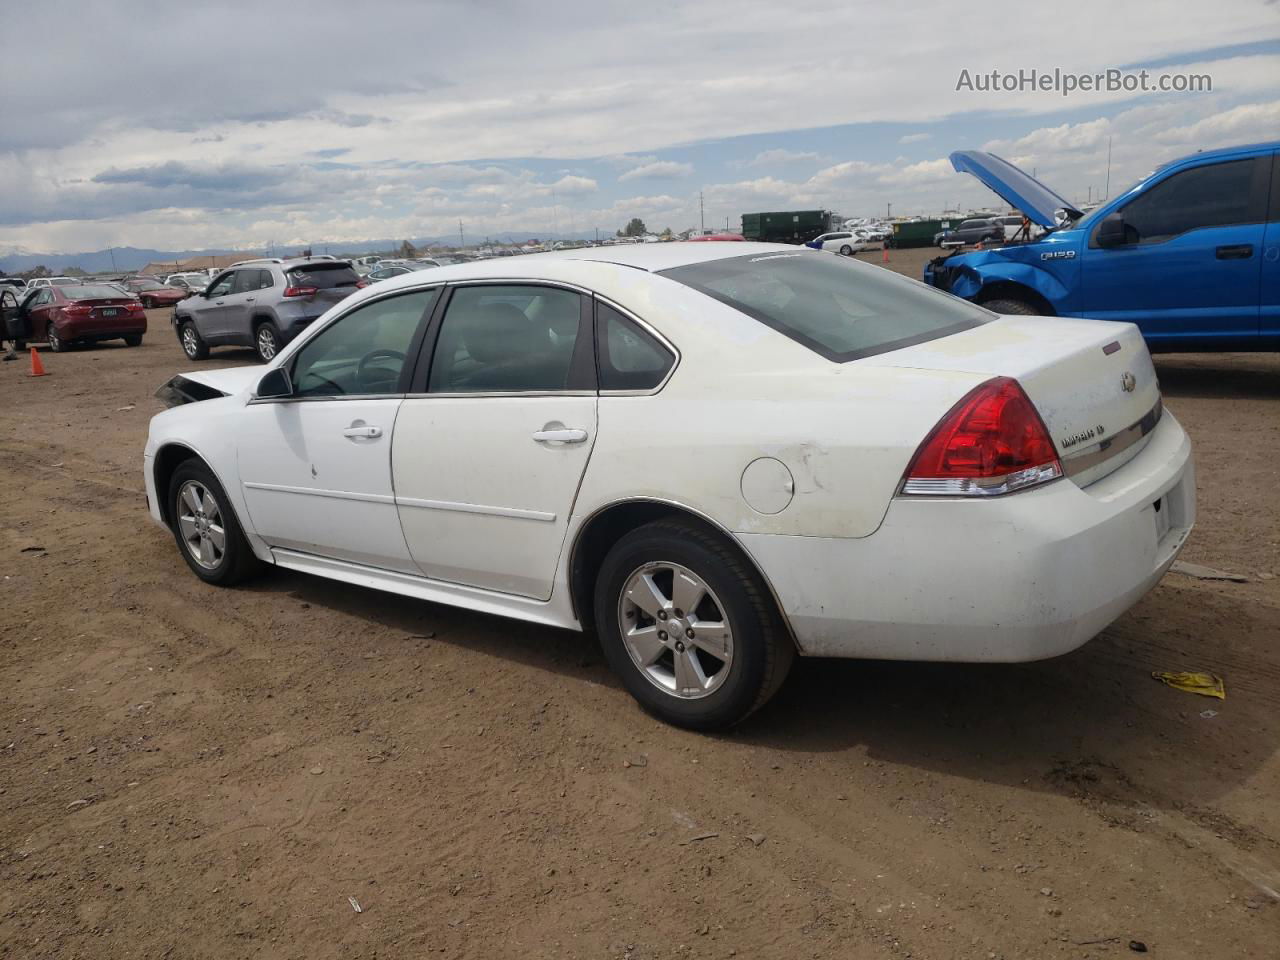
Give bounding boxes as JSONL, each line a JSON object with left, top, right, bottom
{"left": 428, "top": 285, "right": 585, "bottom": 393}
{"left": 660, "top": 251, "right": 991, "bottom": 362}
{"left": 596, "top": 302, "right": 674, "bottom": 391}
{"left": 207, "top": 273, "right": 234, "bottom": 297}
{"left": 1113, "top": 157, "right": 1267, "bottom": 244}
{"left": 291, "top": 289, "right": 438, "bottom": 398}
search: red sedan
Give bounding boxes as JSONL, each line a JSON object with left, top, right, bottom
{"left": 119, "top": 277, "right": 188, "bottom": 308}
{"left": 19, "top": 283, "right": 147, "bottom": 351}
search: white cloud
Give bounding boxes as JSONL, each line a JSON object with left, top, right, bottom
{"left": 548, "top": 174, "right": 599, "bottom": 196}
{"left": 898, "top": 133, "right": 931, "bottom": 144}
{"left": 749, "top": 148, "right": 822, "bottom": 166}
{"left": 617, "top": 161, "right": 694, "bottom": 182}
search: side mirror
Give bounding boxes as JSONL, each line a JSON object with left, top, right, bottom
{"left": 255, "top": 366, "right": 293, "bottom": 399}
{"left": 1096, "top": 212, "right": 1135, "bottom": 248}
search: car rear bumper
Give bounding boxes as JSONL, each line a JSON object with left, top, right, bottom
{"left": 60, "top": 317, "right": 148, "bottom": 339}
{"left": 739, "top": 411, "right": 1195, "bottom": 662}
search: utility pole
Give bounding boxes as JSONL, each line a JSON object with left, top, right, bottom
{"left": 699, "top": 191, "right": 705, "bottom": 234}
{"left": 458, "top": 220, "right": 464, "bottom": 248}
{"left": 108, "top": 246, "right": 117, "bottom": 273}
{"left": 1104, "top": 136, "right": 1112, "bottom": 200}
{"left": 594, "top": 227, "right": 599, "bottom": 245}
{"left": 886, "top": 202, "right": 892, "bottom": 220}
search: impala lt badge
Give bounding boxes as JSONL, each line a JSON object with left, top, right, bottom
{"left": 1121, "top": 371, "right": 1137, "bottom": 393}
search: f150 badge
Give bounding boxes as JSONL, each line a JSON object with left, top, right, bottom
{"left": 1040, "top": 250, "right": 1076, "bottom": 260}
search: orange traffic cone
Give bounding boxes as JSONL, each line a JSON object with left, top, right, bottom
{"left": 30, "top": 347, "right": 48, "bottom": 377}
{"left": 881, "top": 245, "right": 890, "bottom": 263}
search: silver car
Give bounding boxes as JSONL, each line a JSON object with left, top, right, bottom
{"left": 172, "top": 258, "right": 365, "bottom": 362}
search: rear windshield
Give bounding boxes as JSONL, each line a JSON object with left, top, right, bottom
{"left": 63, "top": 285, "right": 129, "bottom": 300}
{"left": 659, "top": 251, "right": 992, "bottom": 362}
{"left": 286, "top": 263, "right": 360, "bottom": 288}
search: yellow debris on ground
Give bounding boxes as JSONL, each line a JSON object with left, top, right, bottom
{"left": 1151, "top": 671, "right": 1226, "bottom": 700}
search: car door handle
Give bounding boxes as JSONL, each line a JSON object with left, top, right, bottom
{"left": 215, "top": 299, "right": 225, "bottom": 304}
{"left": 1216, "top": 244, "right": 1253, "bottom": 260}
{"left": 532, "top": 428, "right": 588, "bottom": 443}
{"left": 342, "top": 424, "right": 383, "bottom": 439}
{"left": 245, "top": 297, "right": 255, "bottom": 303}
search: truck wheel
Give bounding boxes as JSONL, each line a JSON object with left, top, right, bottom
{"left": 982, "top": 299, "right": 1039, "bottom": 316}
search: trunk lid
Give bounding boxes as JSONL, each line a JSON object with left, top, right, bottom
{"left": 866, "top": 316, "right": 1161, "bottom": 486}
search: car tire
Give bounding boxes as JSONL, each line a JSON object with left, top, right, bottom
{"left": 594, "top": 519, "right": 794, "bottom": 730}
{"left": 179, "top": 320, "right": 209, "bottom": 360}
{"left": 168, "top": 460, "right": 263, "bottom": 587}
{"left": 839, "top": 244, "right": 853, "bottom": 256}
{"left": 254, "top": 321, "right": 281, "bottom": 363}
{"left": 46, "top": 324, "right": 62, "bottom": 352}
{"left": 141, "top": 297, "right": 153, "bottom": 309}
{"left": 123, "top": 334, "right": 142, "bottom": 347}
{"left": 982, "top": 298, "right": 1039, "bottom": 315}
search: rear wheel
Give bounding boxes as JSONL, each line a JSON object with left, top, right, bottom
{"left": 123, "top": 334, "right": 142, "bottom": 347}
{"left": 46, "top": 324, "right": 63, "bottom": 352}
{"left": 180, "top": 321, "right": 208, "bottom": 360}
{"left": 594, "top": 520, "right": 793, "bottom": 730}
{"left": 982, "top": 298, "right": 1038, "bottom": 316}
{"left": 168, "top": 460, "right": 262, "bottom": 586}
{"left": 254, "top": 321, "right": 281, "bottom": 363}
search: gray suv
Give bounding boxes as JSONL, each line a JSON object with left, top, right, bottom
{"left": 172, "top": 258, "right": 364, "bottom": 362}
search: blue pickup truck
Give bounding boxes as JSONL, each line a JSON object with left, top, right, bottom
{"left": 924, "top": 141, "right": 1280, "bottom": 351}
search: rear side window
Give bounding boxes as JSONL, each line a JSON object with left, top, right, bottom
{"left": 660, "top": 252, "right": 991, "bottom": 362}
{"left": 428, "top": 285, "right": 587, "bottom": 393}
{"left": 1116, "top": 157, "right": 1268, "bottom": 244}
{"left": 596, "top": 302, "right": 674, "bottom": 391}
{"left": 286, "top": 263, "right": 360, "bottom": 289}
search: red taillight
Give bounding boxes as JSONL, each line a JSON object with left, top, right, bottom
{"left": 128, "top": 302, "right": 145, "bottom": 315}
{"left": 283, "top": 285, "right": 318, "bottom": 298}
{"left": 64, "top": 304, "right": 93, "bottom": 317}
{"left": 901, "top": 377, "right": 1062, "bottom": 497}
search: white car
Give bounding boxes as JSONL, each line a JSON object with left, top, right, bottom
{"left": 143, "top": 243, "right": 1194, "bottom": 729}
{"left": 808, "top": 232, "right": 867, "bottom": 255}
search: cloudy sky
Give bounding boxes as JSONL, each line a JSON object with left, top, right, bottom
{"left": 1, "top": 0, "right": 1278, "bottom": 253}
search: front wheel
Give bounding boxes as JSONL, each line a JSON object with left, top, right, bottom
{"left": 168, "top": 460, "right": 262, "bottom": 586}
{"left": 839, "top": 244, "right": 853, "bottom": 256}
{"left": 179, "top": 320, "right": 209, "bottom": 360}
{"left": 141, "top": 297, "right": 154, "bottom": 309}
{"left": 594, "top": 520, "right": 793, "bottom": 730}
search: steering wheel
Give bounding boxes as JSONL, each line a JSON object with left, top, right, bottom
{"left": 355, "top": 348, "right": 407, "bottom": 387}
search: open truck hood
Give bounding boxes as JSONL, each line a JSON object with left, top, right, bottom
{"left": 949, "top": 151, "right": 1083, "bottom": 228}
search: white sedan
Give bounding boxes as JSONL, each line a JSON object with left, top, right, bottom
{"left": 807, "top": 231, "right": 867, "bottom": 255}
{"left": 143, "top": 243, "right": 1194, "bottom": 729}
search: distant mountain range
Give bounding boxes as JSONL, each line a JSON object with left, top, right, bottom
{"left": 0, "top": 233, "right": 597, "bottom": 275}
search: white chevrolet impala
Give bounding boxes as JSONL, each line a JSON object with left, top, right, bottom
{"left": 144, "top": 243, "right": 1194, "bottom": 728}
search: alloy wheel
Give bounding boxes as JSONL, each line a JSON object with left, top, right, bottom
{"left": 181, "top": 326, "right": 199, "bottom": 358}
{"left": 617, "top": 561, "right": 734, "bottom": 699}
{"left": 47, "top": 326, "right": 61, "bottom": 351}
{"left": 257, "top": 326, "right": 278, "bottom": 361}
{"left": 176, "top": 480, "right": 226, "bottom": 570}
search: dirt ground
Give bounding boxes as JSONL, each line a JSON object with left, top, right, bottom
{"left": 2, "top": 250, "right": 1278, "bottom": 960}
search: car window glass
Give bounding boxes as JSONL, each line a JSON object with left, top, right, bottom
{"left": 660, "top": 252, "right": 991, "bottom": 363}
{"left": 231, "top": 270, "right": 258, "bottom": 295}
{"left": 207, "top": 273, "right": 234, "bottom": 297}
{"left": 255, "top": 269, "right": 274, "bottom": 290}
{"left": 428, "top": 285, "right": 583, "bottom": 393}
{"left": 1119, "top": 158, "right": 1265, "bottom": 243}
{"left": 291, "top": 289, "right": 438, "bottom": 398}
{"left": 597, "top": 303, "right": 674, "bottom": 391}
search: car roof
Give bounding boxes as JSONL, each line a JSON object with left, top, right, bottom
{"left": 400, "top": 241, "right": 807, "bottom": 279}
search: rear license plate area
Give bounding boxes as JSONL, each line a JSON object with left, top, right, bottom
{"left": 100, "top": 308, "right": 118, "bottom": 317}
